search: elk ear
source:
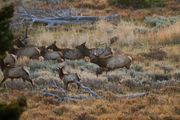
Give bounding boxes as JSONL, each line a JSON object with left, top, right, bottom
{"left": 82, "top": 42, "right": 86, "bottom": 45}
{"left": 61, "top": 66, "right": 65, "bottom": 70}
{"left": 53, "top": 41, "right": 57, "bottom": 44}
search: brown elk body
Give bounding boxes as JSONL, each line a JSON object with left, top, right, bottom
{"left": 56, "top": 67, "right": 80, "bottom": 90}
{"left": 90, "top": 55, "right": 133, "bottom": 71}
{"left": 0, "top": 61, "right": 33, "bottom": 86}
{"left": 40, "top": 46, "right": 63, "bottom": 62}
{"left": 16, "top": 46, "right": 40, "bottom": 59}
{"left": 47, "top": 41, "right": 84, "bottom": 60}
{"left": 76, "top": 42, "right": 113, "bottom": 59}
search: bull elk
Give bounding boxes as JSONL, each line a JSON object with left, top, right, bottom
{"left": 47, "top": 41, "right": 84, "bottom": 60}
{"left": 0, "top": 61, "right": 34, "bottom": 87}
{"left": 75, "top": 42, "right": 113, "bottom": 59}
{"left": 56, "top": 66, "right": 81, "bottom": 90}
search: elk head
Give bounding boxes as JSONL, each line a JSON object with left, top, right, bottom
{"left": 75, "top": 42, "right": 90, "bottom": 56}
{"left": 47, "top": 41, "right": 61, "bottom": 51}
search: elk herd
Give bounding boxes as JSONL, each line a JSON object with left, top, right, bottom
{"left": 0, "top": 34, "right": 133, "bottom": 90}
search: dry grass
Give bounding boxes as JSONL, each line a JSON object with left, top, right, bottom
{"left": 0, "top": 89, "right": 179, "bottom": 120}
{"left": 1, "top": 1, "right": 180, "bottom": 119}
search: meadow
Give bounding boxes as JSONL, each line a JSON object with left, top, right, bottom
{"left": 0, "top": 0, "right": 180, "bottom": 120}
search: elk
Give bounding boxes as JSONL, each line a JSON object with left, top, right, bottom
{"left": 16, "top": 46, "right": 40, "bottom": 59}
{"left": 11, "top": 25, "right": 29, "bottom": 48}
{"left": 39, "top": 46, "right": 63, "bottom": 62}
{"left": 0, "top": 61, "right": 34, "bottom": 87}
{"left": 56, "top": 66, "right": 81, "bottom": 90}
{"left": 47, "top": 41, "right": 84, "bottom": 60}
{"left": 11, "top": 38, "right": 26, "bottom": 48}
{"left": 3, "top": 52, "right": 17, "bottom": 67}
{"left": 75, "top": 42, "right": 113, "bottom": 59}
{"left": 90, "top": 53, "right": 133, "bottom": 74}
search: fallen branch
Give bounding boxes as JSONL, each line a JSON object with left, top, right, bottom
{"left": 43, "top": 91, "right": 98, "bottom": 102}
{"left": 18, "top": 5, "right": 119, "bottom": 27}
{"left": 74, "top": 80, "right": 101, "bottom": 99}
{"left": 114, "top": 92, "right": 148, "bottom": 99}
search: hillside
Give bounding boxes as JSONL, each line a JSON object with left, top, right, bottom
{"left": 0, "top": 0, "right": 180, "bottom": 120}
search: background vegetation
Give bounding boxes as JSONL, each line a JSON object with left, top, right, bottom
{"left": 107, "top": 0, "right": 164, "bottom": 8}
{"left": 0, "top": 3, "right": 14, "bottom": 55}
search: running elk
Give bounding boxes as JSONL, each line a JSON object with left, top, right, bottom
{"left": 76, "top": 42, "right": 113, "bottom": 59}
{"left": 3, "top": 52, "right": 17, "bottom": 66}
{"left": 90, "top": 53, "right": 133, "bottom": 73}
{"left": 47, "top": 41, "right": 84, "bottom": 60}
{"left": 0, "top": 61, "right": 33, "bottom": 86}
{"left": 56, "top": 66, "right": 81, "bottom": 90}
{"left": 40, "top": 46, "right": 63, "bottom": 62}
{"left": 16, "top": 46, "right": 40, "bottom": 59}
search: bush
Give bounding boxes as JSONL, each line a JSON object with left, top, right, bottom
{"left": 0, "top": 3, "right": 14, "bottom": 55}
{"left": 107, "top": 0, "right": 164, "bottom": 8}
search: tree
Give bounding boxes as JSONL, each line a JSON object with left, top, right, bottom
{"left": 0, "top": 3, "right": 14, "bottom": 55}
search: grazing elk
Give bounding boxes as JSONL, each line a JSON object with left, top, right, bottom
{"left": 3, "top": 52, "right": 17, "bottom": 67}
{"left": 0, "top": 61, "right": 33, "bottom": 87}
{"left": 39, "top": 46, "right": 63, "bottom": 62}
{"left": 56, "top": 66, "right": 81, "bottom": 90}
{"left": 47, "top": 41, "right": 84, "bottom": 60}
{"left": 90, "top": 53, "right": 133, "bottom": 74}
{"left": 16, "top": 46, "right": 40, "bottom": 59}
{"left": 75, "top": 42, "right": 113, "bottom": 59}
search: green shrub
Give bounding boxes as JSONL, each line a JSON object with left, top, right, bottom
{"left": 0, "top": 3, "right": 14, "bottom": 55}
{"left": 107, "top": 0, "right": 164, "bottom": 8}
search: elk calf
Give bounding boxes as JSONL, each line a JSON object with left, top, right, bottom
{"left": 76, "top": 42, "right": 113, "bottom": 59}
{"left": 47, "top": 41, "right": 84, "bottom": 60}
{"left": 56, "top": 67, "right": 81, "bottom": 90}
{"left": 90, "top": 54, "right": 133, "bottom": 72}
{"left": 0, "top": 62, "right": 33, "bottom": 86}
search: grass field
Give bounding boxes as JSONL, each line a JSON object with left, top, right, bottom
{"left": 0, "top": 0, "right": 180, "bottom": 120}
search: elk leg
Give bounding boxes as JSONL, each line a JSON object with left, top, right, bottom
{"left": 77, "top": 83, "right": 81, "bottom": 89}
{"left": 64, "top": 83, "right": 68, "bottom": 91}
{"left": 125, "top": 65, "right": 130, "bottom": 69}
{"left": 11, "top": 78, "right": 14, "bottom": 89}
{"left": 24, "top": 77, "right": 34, "bottom": 87}
{"left": 0, "top": 77, "right": 7, "bottom": 86}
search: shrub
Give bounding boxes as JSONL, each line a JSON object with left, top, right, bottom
{"left": 0, "top": 3, "right": 14, "bottom": 55}
{"left": 107, "top": 0, "right": 164, "bottom": 8}
{"left": 144, "top": 16, "right": 180, "bottom": 27}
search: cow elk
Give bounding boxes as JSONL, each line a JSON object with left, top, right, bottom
{"left": 0, "top": 61, "right": 33, "bottom": 87}
{"left": 76, "top": 42, "right": 113, "bottom": 59}
{"left": 39, "top": 46, "right": 63, "bottom": 62}
{"left": 3, "top": 52, "right": 17, "bottom": 67}
{"left": 90, "top": 52, "right": 133, "bottom": 73}
{"left": 56, "top": 66, "right": 81, "bottom": 90}
{"left": 47, "top": 41, "right": 84, "bottom": 60}
{"left": 16, "top": 46, "right": 40, "bottom": 59}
